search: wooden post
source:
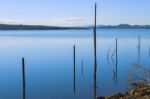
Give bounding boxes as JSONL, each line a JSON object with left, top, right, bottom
{"left": 93, "top": 3, "right": 97, "bottom": 99}
{"left": 22, "top": 57, "right": 26, "bottom": 99}
{"left": 73, "top": 45, "right": 76, "bottom": 94}
{"left": 94, "top": 3, "right": 97, "bottom": 71}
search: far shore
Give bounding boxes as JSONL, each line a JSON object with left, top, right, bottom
{"left": 0, "top": 24, "right": 150, "bottom": 30}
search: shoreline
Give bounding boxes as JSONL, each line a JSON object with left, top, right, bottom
{"left": 97, "top": 83, "right": 150, "bottom": 99}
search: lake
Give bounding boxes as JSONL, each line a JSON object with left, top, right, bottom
{"left": 0, "top": 29, "right": 150, "bottom": 99}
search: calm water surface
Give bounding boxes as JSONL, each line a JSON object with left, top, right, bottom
{"left": 0, "top": 29, "right": 150, "bottom": 99}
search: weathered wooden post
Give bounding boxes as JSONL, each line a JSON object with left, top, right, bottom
{"left": 94, "top": 3, "right": 97, "bottom": 72}
{"left": 93, "top": 3, "right": 97, "bottom": 99}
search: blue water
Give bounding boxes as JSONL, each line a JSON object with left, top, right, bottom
{"left": 0, "top": 29, "right": 150, "bottom": 99}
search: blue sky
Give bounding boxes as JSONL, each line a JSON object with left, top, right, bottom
{"left": 0, "top": 0, "right": 150, "bottom": 26}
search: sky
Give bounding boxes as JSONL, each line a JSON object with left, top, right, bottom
{"left": 0, "top": 0, "right": 150, "bottom": 26}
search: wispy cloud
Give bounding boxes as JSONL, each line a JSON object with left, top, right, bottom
{"left": 0, "top": 18, "right": 88, "bottom": 27}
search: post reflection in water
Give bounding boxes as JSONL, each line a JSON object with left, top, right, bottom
{"left": 115, "top": 38, "right": 118, "bottom": 85}
{"left": 82, "top": 60, "right": 83, "bottom": 76}
{"left": 73, "top": 45, "right": 76, "bottom": 94}
{"left": 149, "top": 46, "right": 150, "bottom": 57}
{"left": 22, "top": 57, "right": 26, "bottom": 99}
{"left": 107, "top": 46, "right": 111, "bottom": 65}
{"left": 93, "top": 71, "right": 97, "bottom": 99}
{"left": 126, "top": 36, "right": 142, "bottom": 87}
{"left": 137, "top": 36, "right": 141, "bottom": 65}
{"left": 107, "top": 38, "right": 118, "bottom": 85}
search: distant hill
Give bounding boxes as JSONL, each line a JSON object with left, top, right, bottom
{"left": 0, "top": 24, "right": 150, "bottom": 30}
{"left": 96, "top": 24, "right": 150, "bottom": 29}
{"left": 0, "top": 24, "right": 88, "bottom": 30}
